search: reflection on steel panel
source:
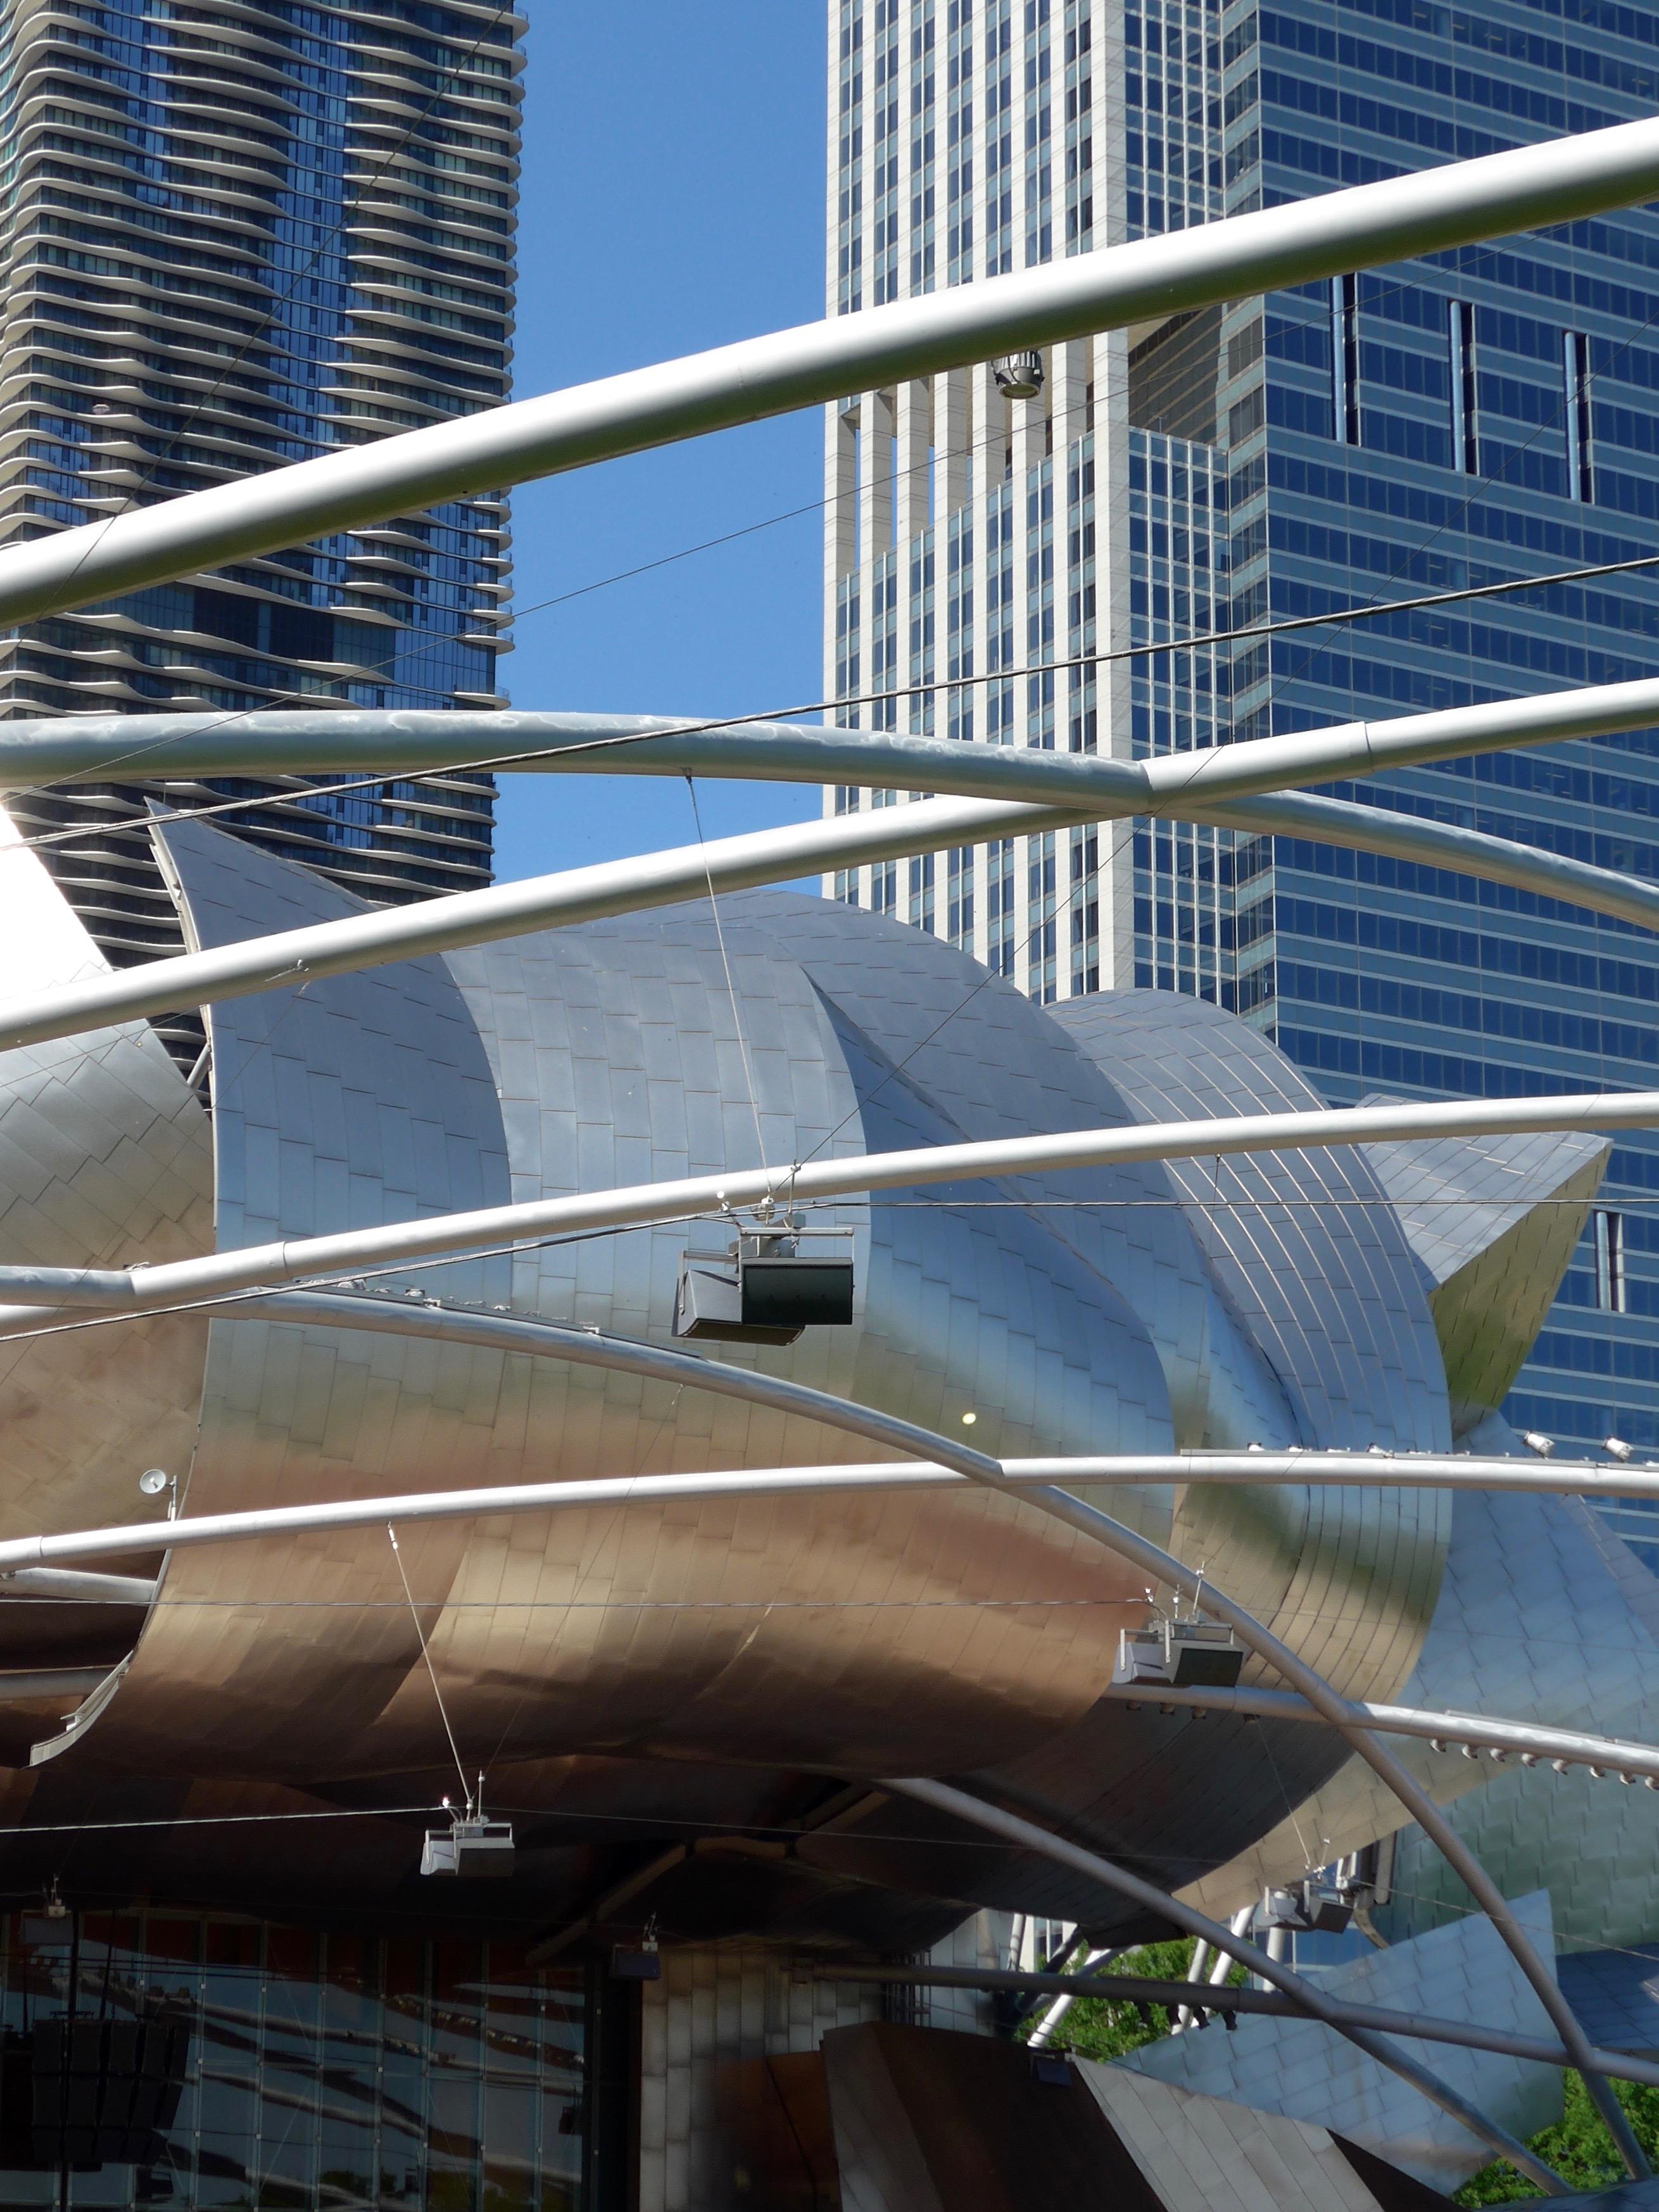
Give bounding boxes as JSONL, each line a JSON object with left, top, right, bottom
{"left": 0, "top": 814, "right": 212, "bottom": 1547}
{"left": 1120, "top": 1891, "right": 1563, "bottom": 2192}
{"left": 1361, "top": 1104, "right": 1609, "bottom": 1422}
{"left": 0, "top": 811, "right": 1608, "bottom": 1951}
{"left": 1053, "top": 992, "right": 1451, "bottom": 1703}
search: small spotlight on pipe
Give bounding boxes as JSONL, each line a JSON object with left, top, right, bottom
{"left": 1606, "top": 1436, "right": 1636, "bottom": 1462}
{"left": 1522, "top": 1431, "right": 1556, "bottom": 1458}
{"left": 992, "top": 350, "right": 1044, "bottom": 399}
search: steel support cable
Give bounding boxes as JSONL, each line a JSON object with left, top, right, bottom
{"left": 939, "top": 1496, "right": 1647, "bottom": 2178}
{"left": 10, "top": 1093, "right": 1659, "bottom": 1332}
{"left": 1, "top": 120, "right": 1658, "bottom": 626}
{"left": 880, "top": 1776, "right": 1565, "bottom": 2193}
{"left": 811, "top": 1962, "right": 1659, "bottom": 2095}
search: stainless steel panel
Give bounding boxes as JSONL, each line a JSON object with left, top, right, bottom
{"left": 0, "top": 810, "right": 211, "bottom": 1543}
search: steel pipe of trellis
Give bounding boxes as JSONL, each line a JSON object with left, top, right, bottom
{"left": 5, "top": 677, "right": 1659, "bottom": 797}
{"left": 13, "top": 680, "right": 1659, "bottom": 1059}
{"left": 6, "top": 1090, "right": 1659, "bottom": 1331}
{"left": 0, "top": 792, "right": 1095, "bottom": 1055}
{"left": 1, "top": 120, "right": 1657, "bottom": 627}
{"left": 1, "top": 1307, "right": 1652, "bottom": 1785}
{"left": 811, "top": 1962, "right": 1659, "bottom": 2096}
{"left": 880, "top": 1776, "right": 1567, "bottom": 2191}
{"left": 1103, "top": 1681, "right": 1659, "bottom": 1785}
{"left": 11, "top": 1447, "right": 1659, "bottom": 1569}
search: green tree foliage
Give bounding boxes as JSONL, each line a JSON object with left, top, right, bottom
{"left": 1454, "top": 2074, "right": 1659, "bottom": 2204}
{"left": 1016, "top": 1938, "right": 1247, "bottom": 2063}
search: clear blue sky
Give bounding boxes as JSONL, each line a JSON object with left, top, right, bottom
{"left": 493, "top": 8, "right": 830, "bottom": 883}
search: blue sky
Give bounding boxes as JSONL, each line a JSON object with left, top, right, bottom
{"left": 493, "top": 8, "right": 830, "bottom": 883}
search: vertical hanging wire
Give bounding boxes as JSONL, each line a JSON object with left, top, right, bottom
{"left": 388, "top": 1524, "right": 472, "bottom": 1810}
{"left": 685, "top": 775, "right": 771, "bottom": 1181}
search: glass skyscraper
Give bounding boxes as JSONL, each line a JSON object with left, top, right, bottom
{"left": 825, "top": 0, "right": 1659, "bottom": 1546}
{"left": 0, "top": 0, "right": 522, "bottom": 968}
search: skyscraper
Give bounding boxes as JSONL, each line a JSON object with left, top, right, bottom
{"left": 0, "top": 0, "right": 522, "bottom": 968}
{"left": 824, "top": 0, "right": 1659, "bottom": 1534}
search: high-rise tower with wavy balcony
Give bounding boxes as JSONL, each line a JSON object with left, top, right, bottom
{"left": 0, "top": 0, "right": 523, "bottom": 964}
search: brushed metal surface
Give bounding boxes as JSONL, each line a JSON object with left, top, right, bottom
{"left": 0, "top": 812, "right": 211, "bottom": 1547}
{"left": 0, "top": 811, "right": 1608, "bottom": 1952}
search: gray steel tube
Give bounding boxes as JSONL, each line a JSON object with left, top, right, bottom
{"left": 881, "top": 1775, "right": 1565, "bottom": 2192}
{"left": 5, "top": 696, "right": 1659, "bottom": 940}
{"left": 0, "top": 1566, "right": 158, "bottom": 1604}
{"left": 813, "top": 1963, "right": 1659, "bottom": 2095}
{"left": 1193, "top": 787, "right": 1659, "bottom": 934}
{"left": 251, "top": 1290, "right": 1002, "bottom": 1481}
{"left": 2, "top": 120, "right": 1658, "bottom": 626}
{"left": 983, "top": 1495, "right": 1648, "bottom": 2175}
{"left": 11, "top": 1452, "right": 1659, "bottom": 1574}
{"left": 1103, "top": 1682, "right": 1659, "bottom": 1785}
{"left": 0, "top": 792, "right": 1088, "bottom": 1058}
{"left": 9, "top": 1442, "right": 1659, "bottom": 1583}
{"left": 6, "top": 678, "right": 1659, "bottom": 798}
{"left": 0, "top": 1279, "right": 1650, "bottom": 1783}
{"left": 11, "top": 680, "right": 1659, "bottom": 1057}
{"left": 8, "top": 1092, "right": 1659, "bottom": 1332}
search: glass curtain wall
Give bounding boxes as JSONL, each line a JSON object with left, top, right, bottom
{"left": 824, "top": 0, "right": 1659, "bottom": 1555}
{"left": 0, "top": 1909, "right": 584, "bottom": 2209}
{"left": 1219, "top": 0, "right": 1659, "bottom": 1544}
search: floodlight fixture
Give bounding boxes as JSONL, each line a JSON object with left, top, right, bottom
{"left": 1113, "top": 1618, "right": 1245, "bottom": 1690}
{"left": 420, "top": 1815, "right": 515, "bottom": 1878}
{"left": 674, "top": 1226, "right": 854, "bottom": 1345}
{"left": 993, "top": 350, "right": 1045, "bottom": 398}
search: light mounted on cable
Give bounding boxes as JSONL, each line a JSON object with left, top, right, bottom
{"left": 674, "top": 1213, "right": 854, "bottom": 1346}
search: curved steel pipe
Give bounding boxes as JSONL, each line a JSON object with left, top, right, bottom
{"left": 980, "top": 1492, "right": 1648, "bottom": 2176}
{"left": 1195, "top": 785, "right": 1659, "bottom": 935}
{"left": 4, "top": 679, "right": 1659, "bottom": 804}
{"left": 5, "top": 693, "right": 1659, "bottom": 940}
{"left": 0, "top": 792, "right": 1088, "bottom": 1058}
{"left": 1, "top": 121, "right": 1656, "bottom": 626}
{"left": 253, "top": 1290, "right": 1003, "bottom": 1481}
{"left": 816, "top": 1962, "right": 1659, "bottom": 2096}
{"left": 882, "top": 1775, "right": 1566, "bottom": 2192}
{"left": 11, "top": 1450, "right": 1659, "bottom": 1573}
{"left": 6, "top": 1436, "right": 1659, "bottom": 1566}
{"left": 11, "top": 687, "right": 1659, "bottom": 1055}
{"left": 9, "top": 1279, "right": 1657, "bottom": 1795}
{"left": 5, "top": 1092, "right": 1659, "bottom": 1332}
{"left": 1104, "top": 1682, "right": 1659, "bottom": 1786}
